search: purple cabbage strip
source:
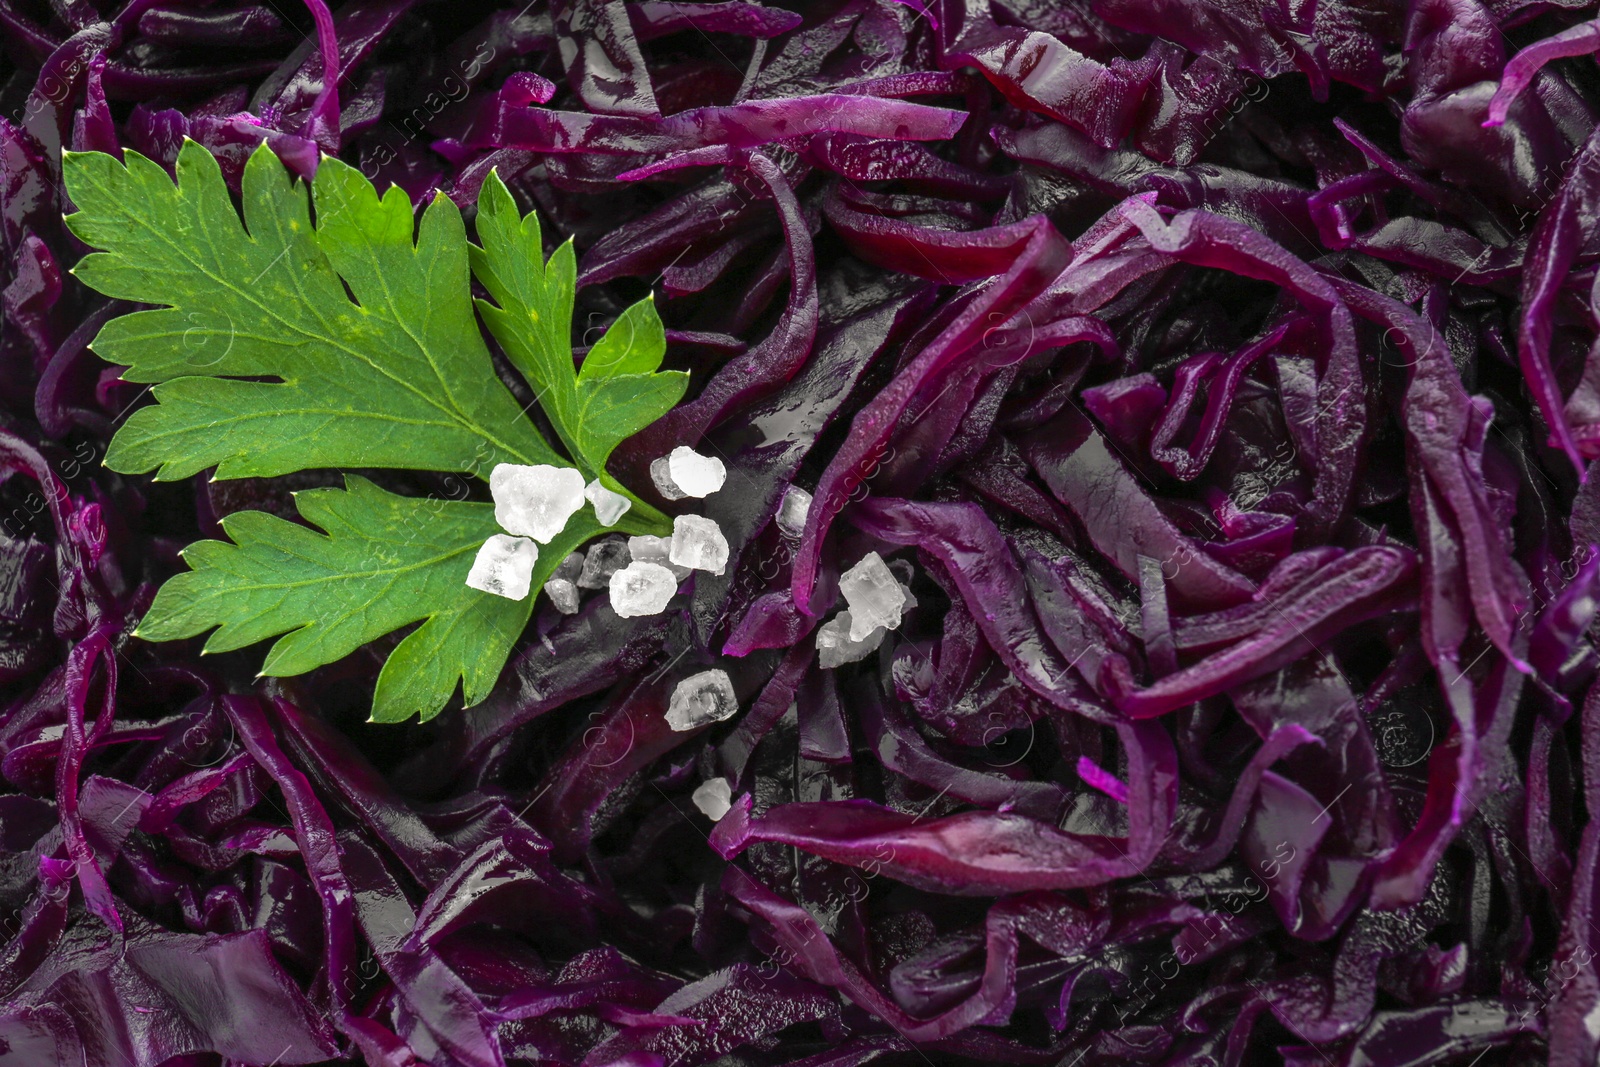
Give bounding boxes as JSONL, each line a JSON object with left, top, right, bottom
{"left": 790, "top": 218, "right": 1072, "bottom": 614}
{"left": 2, "top": 0, "right": 1599, "bottom": 1062}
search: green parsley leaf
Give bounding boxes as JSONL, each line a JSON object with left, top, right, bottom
{"left": 135, "top": 475, "right": 601, "bottom": 722}
{"left": 60, "top": 140, "right": 686, "bottom": 722}
{"left": 470, "top": 170, "right": 689, "bottom": 517}
{"left": 62, "top": 140, "right": 561, "bottom": 482}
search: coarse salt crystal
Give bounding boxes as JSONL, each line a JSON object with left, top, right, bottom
{"left": 490, "top": 463, "right": 587, "bottom": 543}
{"left": 650, "top": 457, "right": 687, "bottom": 500}
{"left": 585, "top": 479, "right": 632, "bottom": 526}
{"left": 669, "top": 514, "right": 729, "bottom": 576}
{"left": 608, "top": 561, "right": 678, "bottom": 617}
{"left": 775, "top": 486, "right": 811, "bottom": 538}
{"left": 578, "top": 537, "right": 631, "bottom": 589}
{"left": 544, "top": 577, "right": 580, "bottom": 614}
{"left": 692, "top": 778, "right": 733, "bottom": 820}
{"left": 816, "top": 610, "right": 885, "bottom": 668}
{"left": 554, "top": 551, "right": 584, "bottom": 582}
{"left": 667, "top": 445, "right": 727, "bottom": 497}
{"left": 466, "top": 534, "right": 538, "bottom": 600}
{"left": 840, "top": 551, "right": 907, "bottom": 640}
{"left": 666, "top": 669, "right": 739, "bottom": 730}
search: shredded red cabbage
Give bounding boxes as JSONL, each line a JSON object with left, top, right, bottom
{"left": 4, "top": 0, "right": 1600, "bottom": 1063}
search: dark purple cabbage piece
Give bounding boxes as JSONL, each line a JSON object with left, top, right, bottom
{"left": 3, "top": 0, "right": 1600, "bottom": 1063}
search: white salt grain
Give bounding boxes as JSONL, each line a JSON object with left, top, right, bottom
{"left": 667, "top": 446, "right": 727, "bottom": 497}
{"left": 466, "top": 534, "right": 538, "bottom": 601}
{"left": 692, "top": 778, "right": 733, "bottom": 821}
{"left": 578, "top": 537, "right": 631, "bottom": 589}
{"left": 490, "top": 463, "right": 587, "bottom": 543}
{"left": 650, "top": 457, "right": 687, "bottom": 500}
{"left": 544, "top": 577, "right": 580, "bottom": 614}
{"left": 669, "top": 514, "right": 729, "bottom": 576}
{"left": 666, "top": 669, "right": 739, "bottom": 730}
{"left": 608, "top": 561, "right": 678, "bottom": 617}
{"left": 816, "top": 610, "right": 885, "bottom": 668}
{"left": 840, "top": 552, "right": 907, "bottom": 640}
{"left": 775, "top": 486, "right": 811, "bottom": 538}
{"left": 585, "top": 479, "right": 632, "bottom": 526}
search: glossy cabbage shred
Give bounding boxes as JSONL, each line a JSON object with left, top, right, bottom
{"left": 3, "top": 0, "right": 1600, "bottom": 1063}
